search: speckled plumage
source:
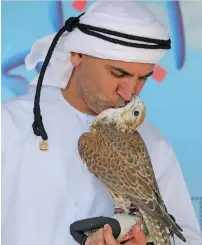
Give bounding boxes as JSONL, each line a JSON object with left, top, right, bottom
{"left": 78, "top": 96, "right": 186, "bottom": 245}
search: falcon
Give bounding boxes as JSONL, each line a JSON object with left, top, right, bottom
{"left": 78, "top": 95, "right": 186, "bottom": 245}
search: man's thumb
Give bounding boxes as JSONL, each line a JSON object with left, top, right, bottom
{"left": 132, "top": 224, "right": 141, "bottom": 238}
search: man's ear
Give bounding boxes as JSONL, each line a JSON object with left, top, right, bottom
{"left": 71, "top": 52, "right": 83, "bottom": 67}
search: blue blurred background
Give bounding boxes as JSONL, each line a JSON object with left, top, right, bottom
{"left": 1, "top": 0, "right": 202, "bottom": 230}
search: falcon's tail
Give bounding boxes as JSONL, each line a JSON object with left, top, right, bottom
{"left": 141, "top": 211, "right": 171, "bottom": 245}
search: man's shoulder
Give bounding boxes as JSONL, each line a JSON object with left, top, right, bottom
{"left": 138, "top": 119, "right": 168, "bottom": 141}
{"left": 2, "top": 90, "right": 35, "bottom": 112}
{"left": 2, "top": 87, "right": 62, "bottom": 117}
{"left": 1, "top": 87, "right": 60, "bottom": 132}
{"left": 1, "top": 87, "right": 79, "bottom": 139}
{"left": 138, "top": 120, "right": 180, "bottom": 176}
{"left": 138, "top": 119, "right": 173, "bottom": 152}
{"left": 2, "top": 91, "right": 36, "bottom": 140}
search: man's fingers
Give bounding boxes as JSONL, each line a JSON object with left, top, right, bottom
{"left": 85, "top": 235, "right": 92, "bottom": 245}
{"left": 124, "top": 238, "right": 138, "bottom": 245}
{"left": 85, "top": 223, "right": 147, "bottom": 245}
{"left": 131, "top": 224, "right": 148, "bottom": 245}
{"left": 91, "top": 228, "right": 105, "bottom": 245}
{"left": 103, "top": 224, "right": 118, "bottom": 245}
{"left": 85, "top": 228, "right": 105, "bottom": 245}
{"left": 132, "top": 223, "right": 141, "bottom": 237}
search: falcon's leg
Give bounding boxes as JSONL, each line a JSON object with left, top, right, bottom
{"left": 108, "top": 189, "right": 129, "bottom": 213}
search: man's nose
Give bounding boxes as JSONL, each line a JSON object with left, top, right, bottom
{"left": 116, "top": 79, "right": 137, "bottom": 101}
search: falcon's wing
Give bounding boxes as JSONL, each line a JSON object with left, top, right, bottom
{"left": 106, "top": 127, "right": 165, "bottom": 206}
{"left": 78, "top": 126, "right": 161, "bottom": 205}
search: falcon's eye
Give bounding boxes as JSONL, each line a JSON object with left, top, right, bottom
{"left": 134, "top": 111, "right": 139, "bottom": 116}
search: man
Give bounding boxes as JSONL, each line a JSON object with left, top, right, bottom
{"left": 1, "top": 1, "right": 202, "bottom": 245}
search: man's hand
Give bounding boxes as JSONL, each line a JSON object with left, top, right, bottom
{"left": 85, "top": 223, "right": 148, "bottom": 245}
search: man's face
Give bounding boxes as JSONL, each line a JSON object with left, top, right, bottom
{"left": 71, "top": 53, "right": 155, "bottom": 114}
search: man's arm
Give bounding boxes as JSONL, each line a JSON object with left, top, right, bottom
{"left": 156, "top": 142, "right": 202, "bottom": 245}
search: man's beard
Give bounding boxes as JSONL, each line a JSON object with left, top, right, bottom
{"left": 89, "top": 96, "right": 127, "bottom": 114}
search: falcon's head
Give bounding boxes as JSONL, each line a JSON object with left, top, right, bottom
{"left": 90, "top": 95, "right": 146, "bottom": 133}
